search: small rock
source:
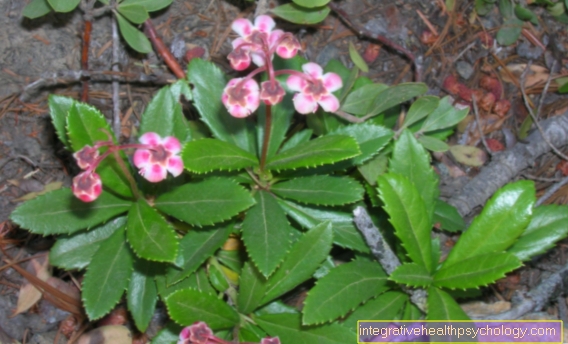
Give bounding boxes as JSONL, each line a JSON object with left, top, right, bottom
{"left": 461, "top": 300, "right": 511, "bottom": 318}
{"left": 315, "top": 44, "right": 339, "bottom": 68}
{"left": 456, "top": 61, "right": 474, "bottom": 80}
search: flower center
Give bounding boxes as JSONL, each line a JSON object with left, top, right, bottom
{"left": 305, "top": 79, "right": 326, "bottom": 99}
{"left": 150, "top": 145, "right": 169, "bottom": 163}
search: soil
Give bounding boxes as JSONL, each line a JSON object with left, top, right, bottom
{"left": 1, "top": 0, "right": 568, "bottom": 342}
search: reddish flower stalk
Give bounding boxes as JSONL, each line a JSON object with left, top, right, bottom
{"left": 259, "top": 104, "right": 272, "bottom": 172}
{"left": 144, "top": 19, "right": 186, "bottom": 80}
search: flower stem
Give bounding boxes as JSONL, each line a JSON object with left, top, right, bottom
{"left": 111, "top": 150, "right": 140, "bottom": 199}
{"left": 259, "top": 104, "right": 272, "bottom": 172}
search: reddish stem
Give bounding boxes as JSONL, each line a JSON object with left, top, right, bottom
{"left": 143, "top": 19, "right": 186, "bottom": 80}
{"left": 81, "top": 20, "right": 92, "bottom": 102}
{"left": 259, "top": 104, "right": 272, "bottom": 172}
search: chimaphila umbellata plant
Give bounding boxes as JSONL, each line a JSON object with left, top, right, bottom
{"left": 10, "top": 13, "right": 568, "bottom": 344}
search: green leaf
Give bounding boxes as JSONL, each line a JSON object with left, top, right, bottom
{"left": 170, "top": 79, "right": 192, "bottom": 101}
{"left": 342, "top": 291, "right": 408, "bottom": 331}
{"left": 261, "top": 222, "right": 333, "bottom": 304}
{"left": 280, "top": 129, "right": 313, "bottom": 153}
{"left": 140, "top": 87, "right": 190, "bottom": 143}
{"left": 155, "top": 178, "right": 255, "bottom": 227}
{"left": 117, "top": 3, "right": 149, "bottom": 24}
{"left": 443, "top": 181, "right": 535, "bottom": 266}
{"left": 49, "top": 216, "right": 126, "bottom": 269}
{"left": 433, "top": 200, "right": 465, "bottom": 232}
{"left": 187, "top": 59, "right": 255, "bottom": 153}
{"left": 369, "top": 83, "right": 428, "bottom": 117}
{"left": 11, "top": 188, "right": 131, "bottom": 235}
{"left": 378, "top": 173, "right": 433, "bottom": 272}
{"left": 515, "top": 5, "right": 539, "bottom": 24}
{"left": 151, "top": 321, "right": 182, "bottom": 344}
{"left": 330, "top": 123, "right": 393, "bottom": 165}
{"left": 403, "top": 96, "right": 439, "bottom": 129}
{"left": 417, "top": 135, "right": 449, "bottom": 152}
{"left": 348, "top": 42, "right": 369, "bottom": 73}
{"left": 82, "top": 227, "right": 133, "bottom": 320}
{"left": 23, "top": 0, "right": 52, "bottom": 20}
{"left": 426, "top": 287, "right": 469, "bottom": 320}
{"left": 271, "top": 3, "right": 330, "bottom": 24}
{"left": 258, "top": 95, "right": 295, "bottom": 161}
{"left": 237, "top": 262, "right": 267, "bottom": 314}
{"left": 303, "top": 260, "right": 388, "bottom": 325}
{"left": 341, "top": 84, "right": 388, "bottom": 115}
{"left": 475, "top": 0, "right": 495, "bottom": 16}
{"left": 292, "top": 0, "right": 330, "bottom": 7}
{"left": 242, "top": 191, "right": 293, "bottom": 277}
{"left": 508, "top": 205, "right": 568, "bottom": 261}
{"left": 182, "top": 139, "right": 258, "bottom": 173}
{"left": 119, "top": 0, "right": 173, "bottom": 12}
{"left": 278, "top": 200, "right": 369, "bottom": 253}
{"left": 434, "top": 252, "right": 522, "bottom": 289}
{"left": 419, "top": 96, "right": 468, "bottom": 133}
{"left": 390, "top": 262, "right": 433, "bottom": 287}
{"left": 358, "top": 153, "right": 388, "bottom": 186}
{"left": 499, "top": 0, "right": 514, "bottom": 17}
{"left": 559, "top": 81, "right": 568, "bottom": 94}
{"left": 266, "top": 135, "right": 360, "bottom": 171}
{"left": 272, "top": 176, "right": 364, "bottom": 206}
{"left": 166, "top": 288, "right": 240, "bottom": 329}
{"left": 116, "top": 13, "right": 152, "bottom": 53}
{"left": 128, "top": 259, "right": 158, "bottom": 332}
{"left": 497, "top": 17, "right": 523, "bottom": 46}
{"left": 47, "top": 0, "right": 79, "bottom": 12}
{"left": 390, "top": 130, "right": 439, "bottom": 222}
{"left": 255, "top": 313, "right": 354, "bottom": 343}
{"left": 217, "top": 250, "right": 243, "bottom": 273}
{"left": 166, "top": 225, "right": 232, "bottom": 286}
{"left": 127, "top": 200, "right": 178, "bottom": 262}
{"left": 48, "top": 95, "right": 73, "bottom": 149}
{"left": 67, "top": 103, "right": 133, "bottom": 197}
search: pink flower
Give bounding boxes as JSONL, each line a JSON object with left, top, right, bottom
{"left": 261, "top": 337, "right": 281, "bottom": 344}
{"left": 133, "top": 132, "right": 184, "bottom": 183}
{"left": 286, "top": 62, "right": 343, "bottom": 114}
{"left": 222, "top": 78, "right": 260, "bottom": 118}
{"left": 269, "top": 30, "right": 301, "bottom": 59}
{"left": 73, "top": 145, "right": 100, "bottom": 170}
{"left": 72, "top": 171, "right": 102, "bottom": 202}
{"left": 260, "top": 80, "right": 285, "bottom": 105}
{"left": 178, "top": 322, "right": 214, "bottom": 344}
{"left": 228, "top": 15, "right": 276, "bottom": 69}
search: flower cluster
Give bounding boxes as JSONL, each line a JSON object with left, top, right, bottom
{"left": 222, "top": 15, "right": 342, "bottom": 117}
{"left": 71, "top": 132, "right": 183, "bottom": 202}
{"left": 178, "top": 322, "right": 280, "bottom": 344}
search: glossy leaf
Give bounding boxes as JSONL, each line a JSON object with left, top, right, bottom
{"left": 166, "top": 288, "right": 240, "bottom": 329}
{"left": 48, "top": 95, "right": 73, "bottom": 149}
{"left": 166, "top": 225, "right": 232, "bottom": 286}
{"left": 116, "top": 13, "right": 152, "bottom": 53}
{"left": 150, "top": 321, "right": 183, "bottom": 344}
{"left": 403, "top": 96, "right": 439, "bottom": 128}
{"left": 272, "top": 176, "right": 364, "bottom": 206}
{"left": 255, "top": 313, "right": 354, "bottom": 343}
{"left": 271, "top": 3, "right": 330, "bottom": 24}
{"left": 128, "top": 259, "right": 158, "bottom": 332}
{"left": 348, "top": 42, "right": 369, "bottom": 73}
{"left": 82, "top": 227, "right": 133, "bottom": 320}
{"left": 23, "top": 0, "right": 52, "bottom": 18}
{"left": 117, "top": 3, "right": 149, "bottom": 24}
{"left": 426, "top": 287, "right": 469, "bottom": 320}
{"left": 118, "top": 0, "right": 173, "bottom": 12}
{"left": 389, "top": 263, "right": 433, "bottom": 287}
{"left": 419, "top": 96, "right": 468, "bottom": 133}
{"left": 433, "top": 200, "right": 465, "bottom": 232}
{"left": 265, "top": 135, "right": 360, "bottom": 171}
{"left": 261, "top": 222, "right": 333, "bottom": 304}
{"left": 139, "top": 87, "right": 190, "bottom": 143}
{"left": 508, "top": 205, "right": 568, "bottom": 261}
{"left": 158, "top": 267, "right": 215, "bottom": 299}
{"left": 341, "top": 84, "right": 388, "bottom": 115}
{"left": 443, "top": 181, "right": 535, "bottom": 266}
{"left": 369, "top": 83, "right": 428, "bottom": 117}
{"left": 258, "top": 97, "right": 295, "bottom": 160}
{"left": 280, "top": 129, "right": 313, "bottom": 152}
{"left": 378, "top": 173, "right": 433, "bottom": 272}
{"left": 49, "top": 216, "right": 126, "bottom": 269}
{"left": 434, "top": 252, "right": 522, "bottom": 289}
{"left": 182, "top": 139, "right": 258, "bottom": 173}
{"left": 418, "top": 135, "right": 449, "bottom": 152}
{"left": 47, "top": 0, "right": 80, "bottom": 12}
{"left": 237, "top": 262, "right": 267, "bottom": 314}
{"left": 127, "top": 200, "right": 178, "bottom": 262}
{"left": 342, "top": 291, "right": 408, "bottom": 331}
{"left": 11, "top": 188, "right": 131, "bottom": 235}
{"left": 330, "top": 123, "right": 393, "bottom": 165}
{"left": 217, "top": 250, "right": 243, "bottom": 273}
{"left": 303, "top": 260, "right": 388, "bottom": 325}
{"left": 155, "top": 178, "right": 255, "bottom": 227}
{"left": 242, "top": 191, "right": 293, "bottom": 277}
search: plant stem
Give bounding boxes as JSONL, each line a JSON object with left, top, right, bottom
{"left": 111, "top": 14, "right": 121, "bottom": 137}
{"left": 111, "top": 150, "right": 140, "bottom": 200}
{"left": 143, "top": 19, "right": 186, "bottom": 80}
{"left": 81, "top": 19, "right": 92, "bottom": 102}
{"left": 259, "top": 104, "right": 272, "bottom": 172}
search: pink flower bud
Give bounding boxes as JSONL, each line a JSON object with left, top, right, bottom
{"left": 133, "top": 132, "right": 184, "bottom": 183}
{"left": 260, "top": 80, "right": 285, "bottom": 105}
{"left": 269, "top": 30, "right": 301, "bottom": 59}
{"left": 72, "top": 171, "right": 102, "bottom": 202}
{"left": 177, "top": 322, "right": 214, "bottom": 344}
{"left": 222, "top": 78, "right": 260, "bottom": 118}
{"left": 261, "top": 337, "right": 281, "bottom": 344}
{"left": 73, "top": 145, "right": 100, "bottom": 170}
{"left": 286, "top": 62, "right": 343, "bottom": 114}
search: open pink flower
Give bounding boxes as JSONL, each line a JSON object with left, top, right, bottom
{"left": 228, "top": 15, "right": 276, "bottom": 69}
{"left": 222, "top": 78, "right": 260, "bottom": 118}
{"left": 133, "top": 132, "right": 183, "bottom": 183}
{"left": 286, "top": 62, "right": 343, "bottom": 114}
{"left": 73, "top": 145, "right": 100, "bottom": 170}
{"left": 72, "top": 171, "right": 102, "bottom": 202}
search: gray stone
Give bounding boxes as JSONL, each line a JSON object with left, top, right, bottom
{"left": 456, "top": 61, "right": 474, "bottom": 80}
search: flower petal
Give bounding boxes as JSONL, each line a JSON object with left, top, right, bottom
{"left": 232, "top": 18, "right": 253, "bottom": 37}
{"left": 162, "top": 136, "right": 181, "bottom": 153}
{"left": 286, "top": 75, "right": 306, "bottom": 92}
{"left": 318, "top": 94, "right": 340, "bottom": 113}
{"left": 139, "top": 132, "right": 161, "bottom": 146}
{"left": 254, "top": 15, "right": 275, "bottom": 33}
{"left": 133, "top": 149, "right": 151, "bottom": 168}
{"left": 167, "top": 156, "right": 184, "bottom": 177}
{"left": 293, "top": 93, "right": 318, "bottom": 114}
{"left": 302, "top": 62, "right": 323, "bottom": 79}
{"left": 322, "top": 72, "right": 343, "bottom": 93}
{"left": 250, "top": 51, "right": 266, "bottom": 67}
{"left": 141, "top": 164, "right": 167, "bottom": 183}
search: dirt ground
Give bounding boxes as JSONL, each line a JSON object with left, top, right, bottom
{"left": 1, "top": 0, "right": 568, "bottom": 342}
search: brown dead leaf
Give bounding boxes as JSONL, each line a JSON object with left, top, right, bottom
{"left": 449, "top": 145, "right": 487, "bottom": 167}
{"left": 13, "top": 254, "right": 51, "bottom": 316}
{"left": 77, "top": 325, "right": 132, "bottom": 344}
{"left": 500, "top": 64, "right": 550, "bottom": 88}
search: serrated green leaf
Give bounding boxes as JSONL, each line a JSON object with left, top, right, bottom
{"left": 166, "top": 225, "right": 232, "bottom": 286}
{"left": 258, "top": 96, "right": 295, "bottom": 161}
{"left": 49, "top": 216, "right": 126, "bottom": 269}
{"left": 208, "top": 261, "right": 230, "bottom": 292}
{"left": 23, "top": 0, "right": 52, "bottom": 21}
{"left": 119, "top": 0, "right": 173, "bottom": 12}
{"left": 403, "top": 96, "right": 439, "bottom": 128}
{"left": 47, "top": 0, "right": 79, "bottom": 12}
{"left": 187, "top": 59, "right": 255, "bottom": 154}
{"left": 48, "top": 95, "right": 73, "bottom": 149}
{"left": 378, "top": 173, "right": 433, "bottom": 272}
{"left": 170, "top": 79, "right": 192, "bottom": 101}
{"left": 182, "top": 139, "right": 258, "bottom": 173}
{"left": 158, "top": 266, "right": 215, "bottom": 299}
{"left": 272, "top": 176, "right": 364, "bottom": 206}
{"left": 303, "top": 260, "right": 388, "bottom": 325}
{"left": 497, "top": 16, "right": 523, "bottom": 46}
{"left": 433, "top": 200, "right": 465, "bottom": 232}
{"left": 402, "top": 302, "right": 422, "bottom": 320}
{"left": 419, "top": 96, "right": 468, "bottom": 133}
{"left": 341, "top": 84, "right": 389, "bottom": 115}
{"left": 255, "top": 313, "right": 354, "bottom": 343}
{"left": 417, "top": 135, "right": 449, "bottom": 152}
{"left": 280, "top": 129, "right": 313, "bottom": 153}
{"left": 444, "top": 181, "right": 535, "bottom": 266}
{"left": 155, "top": 178, "right": 255, "bottom": 227}
{"left": 140, "top": 87, "right": 191, "bottom": 143}
{"left": 426, "top": 287, "right": 469, "bottom": 320}
{"left": 11, "top": 188, "right": 131, "bottom": 235}
{"left": 166, "top": 288, "right": 240, "bottom": 329}
{"left": 150, "top": 321, "right": 182, "bottom": 344}
{"left": 508, "top": 205, "right": 568, "bottom": 261}
{"left": 358, "top": 153, "right": 388, "bottom": 186}
{"left": 390, "top": 130, "right": 439, "bottom": 221}
{"left": 369, "top": 83, "right": 428, "bottom": 117}
{"left": 434, "top": 252, "right": 522, "bottom": 289}
{"left": 278, "top": 200, "right": 369, "bottom": 253}
{"left": 116, "top": 13, "right": 152, "bottom": 53}
{"left": 266, "top": 135, "right": 360, "bottom": 171}
{"left": 330, "top": 123, "right": 393, "bottom": 165}
{"left": 242, "top": 191, "right": 293, "bottom": 277}
{"left": 117, "top": 3, "right": 149, "bottom": 24}
{"left": 271, "top": 3, "right": 330, "bottom": 24}
{"left": 390, "top": 262, "right": 433, "bottom": 287}
{"left": 217, "top": 250, "right": 243, "bottom": 273}
{"left": 128, "top": 259, "right": 158, "bottom": 332}
{"left": 348, "top": 42, "right": 369, "bottom": 73}
{"left": 239, "top": 321, "right": 268, "bottom": 343}
{"left": 82, "top": 227, "right": 133, "bottom": 320}
{"left": 127, "top": 199, "right": 178, "bottom": 262}
{"left": 342, "top": 291, "right": 408, "bottom": 331}
{"left": 237, "top": 262, "right": 267, "bottom": 314}
{"left": 261, "top": 222, "right": 333, "bottom": 304}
